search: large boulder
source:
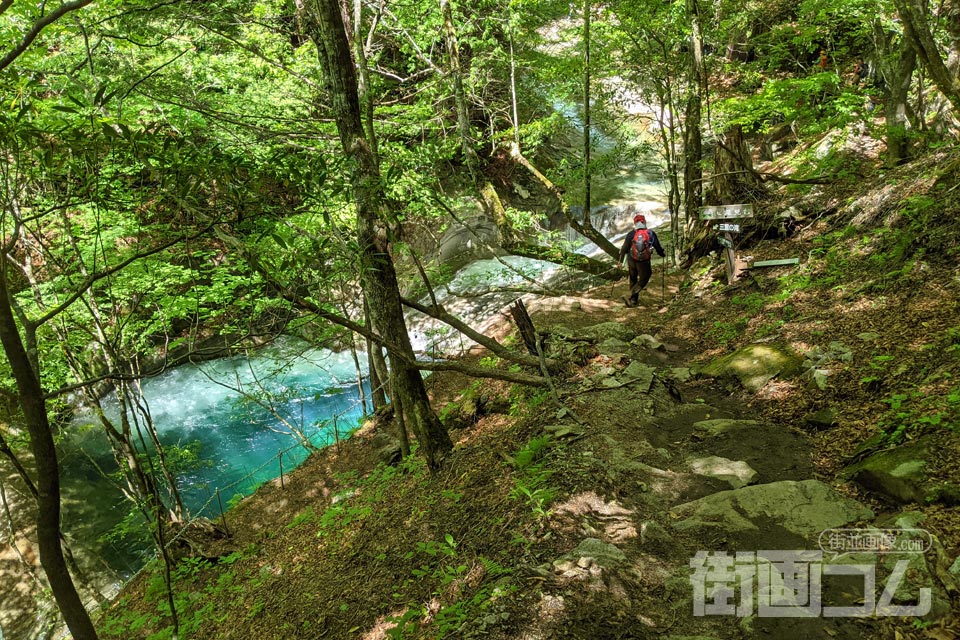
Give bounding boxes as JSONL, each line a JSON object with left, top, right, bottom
{"left": 437, "top": 212, "right": 498, "bottom": 269}
{"left": 670, "top": 480, "right": 874, "bottom": 538}
{"left": 699, "top": 343, "right": 803, "bottom": 391}
{"left": 842, "top": 437, "right": 930, "bottom": 504}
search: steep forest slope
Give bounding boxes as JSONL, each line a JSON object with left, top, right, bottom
{"left": 97, "top": 134, "right": 960, "bottom": 639}
{"left": 4, "top": 0, "right": 960, "bottom": 638}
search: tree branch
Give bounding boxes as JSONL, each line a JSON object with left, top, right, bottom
{"left": 0, "top": 0, "right": 95, "bottom": 73}
{"left": 28, "top": 223, "right": 216, "bottom": 330}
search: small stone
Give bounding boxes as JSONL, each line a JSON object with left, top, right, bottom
{"left": 568, "top": 538, "right": 628, "bottom": 568}
{"left": 693, "top": 419, "right": 760, "bottom": 436}
{"left": 552, "top": 559, "right": 577, "bottom": 573}
{"left": 632, "top": 334, "right": 663, "bottom": 350}
{"left": 688, "top": 456, "right": 759, "bottom": 489}
{"left": 622, "top": 361, "right": 655, "bottom": 391}
{"left": 804, "top": 408, "right": 838, "bottom": 429}
{"left": 599, "top": 337, "right": 630, "bottom": 355}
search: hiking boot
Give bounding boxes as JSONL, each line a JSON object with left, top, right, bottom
{"left": 621, "top": 296, "right": 637, "bottom": 308}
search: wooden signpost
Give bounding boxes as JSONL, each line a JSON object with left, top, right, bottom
{"left": 700, "top": 204, "right": 754, "bottom": 284}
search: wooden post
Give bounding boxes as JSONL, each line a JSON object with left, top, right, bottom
{"left": 509, "top": 299, "right": 538, "bottom": 356}
{"left": 278, "top": 449, "right": 284, "bottom": 489}
{"left": 700, "top": 205, "right": 752, "bottom": 285}
{"left": 722, "top": 232, "right": 736, "bottom": 284}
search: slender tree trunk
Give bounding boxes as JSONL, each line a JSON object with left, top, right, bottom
{"left": 298, "top": 0, "right": 452, "bottom": 468}
{"left": 894, "top": 0, "right": 960, "bottom": 114}
{"left": 509, "top": 29, "right": 520, "bottom": 148}
{"left": 363, "top": 296, "right": 389, "bottom": 411}
{"left": 352, "top": 0, "right": 379, "bottom": 162}
{"left": 582, "top": 0, "right": 592, "bottom": 223}
{"left": 440, "top": 0, "right": 481, "bottom": 179}
{"left": 683, "top": 0, "right": 705, "bottom": 229}
{"left": 0, "top": 431, "right": 39, "bottom": 499}
{"left": 390, "top": 365, "right": 411, "bottom": 457}
{"left": 886, "top": 38, "right": 917, "bottom": 165}
{"left": 0, "top": 274, "right": 98, "bottom": 639}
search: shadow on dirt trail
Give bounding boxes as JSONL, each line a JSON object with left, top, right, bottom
{"left": 499, "top": 293, "right": 889, "bottom": 640}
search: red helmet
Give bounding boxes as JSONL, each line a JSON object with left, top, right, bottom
{"left": 633, "top": 214, "right": 647, "bottom": 228}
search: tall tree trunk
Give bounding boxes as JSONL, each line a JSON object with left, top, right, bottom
{"left": 683, "top": 0, "right": 704, "bottom": 231}
{"left": 352, "top": 0, "right": 379, "bottom": 161}
{"left": 0, "top": 274, "right": 99, "bottom": 639}
{"left": 885, "top": 36, "right": 918, "bottom": 165}
{"left": 439, "top": 0, "right": 481, "bottom": 180}
{"left": 582, "top": 0, "right": 592, "bottom": 222}
{"left": 894, "top": 0, "right": 960, "bottom": 114}
{"left": 364, "top": 297, "right": 389, "bottom": 411}
{"left": 710, "top": 125, "right": 763, "bottom": 204}
{"left": 297, "top": 0, "right": 453, "bottom": 468}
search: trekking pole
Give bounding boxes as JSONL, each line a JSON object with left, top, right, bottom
{"left": 661, "top": 260, "right": 665, "bottom": 304}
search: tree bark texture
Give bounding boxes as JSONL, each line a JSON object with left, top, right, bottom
{"left": 0, "top": 274, "right": 99, "bottom": 639}
{"left": 885, "top": 36, "right": 918, "bottom": 165}
{"left": 582, "top": 0, "right": 592, "bottom": 223}
{"left": 894, "top": 0, "right": 960, "bottom": 114}
{"left": 299, "top": 0, "right": 452, "bottom": 468}
{"left": 710, "top": 125, "right": 763, "bottom": 204}
{"left": 509, "top": 299, "right": 538, "bottom": 357}
{"left": 439, "top": 0, "right": 481, "bottom": 179}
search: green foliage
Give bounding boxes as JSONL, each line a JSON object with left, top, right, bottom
{"left": 706, "top": 319, "right": 747, "bottom": 346}
{"left": 876, "top": 381, "right": 960, "bottom": 443}
{"left": 508, "top": 387, "right": 551, "bottom": 417}
{"left": 731, "top": 292, "right": 766, "bottom": 314}
{"left": 101, "top": 543, "right": 260, "bottom": 639}
{"left": 508, "top": 435, "right": 557, "bottom": 518}
{"left": 388, "top": 530, "right": 515, "bottom": 640}
{"left": 287, "top": 506, "right": 316, "bottom": 529}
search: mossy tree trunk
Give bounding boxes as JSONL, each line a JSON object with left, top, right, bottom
{"left": 297, "top": 0, "right": 452, "bottom": 468}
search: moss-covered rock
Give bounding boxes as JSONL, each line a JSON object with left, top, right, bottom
{"left": 670, "top": 480, "right": 874, "bottom": 537}
{"left": 842, "top": 437, "right": 931, "bottom": 504}
{"left": 700, "top": 343, "right": 803, "bottom": 391}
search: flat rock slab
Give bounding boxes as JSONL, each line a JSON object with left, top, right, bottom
{"left": 670, "top": 479, "right": 874, "bottom": 538}
{"left": 688, "top": 456, "right": 758, "bottom": 489}
{"left": 598, "top": 337, "right": 631, "bottom": 355}
{"left": 632, "top": 334, "right": 662, "bottom": 350}
{"left": 580, "top": 322, "right": 635, "bottom": 343}
{"left": 552, "top": 537, "right": 628, "bottom": 574}
{"left": 622, "top": 361, "right": 656, "bottom": 391}
{"left": 700, "top": 343, "right": 803, "bottom": 391}
{"left": 693, "top": 418, "right": 761, "bottom": 436}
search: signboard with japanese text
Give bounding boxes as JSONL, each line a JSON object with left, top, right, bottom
{"left": 700, "top": 204, "right": 754, "bottom": 220}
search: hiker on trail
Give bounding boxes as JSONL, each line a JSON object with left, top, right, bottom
{"left": 616, "top": 214, "right": 665, "bottom": 308}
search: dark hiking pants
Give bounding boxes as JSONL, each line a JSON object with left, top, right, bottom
{"left": 627, "top": 258, "right": 652, "bottom": 304}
